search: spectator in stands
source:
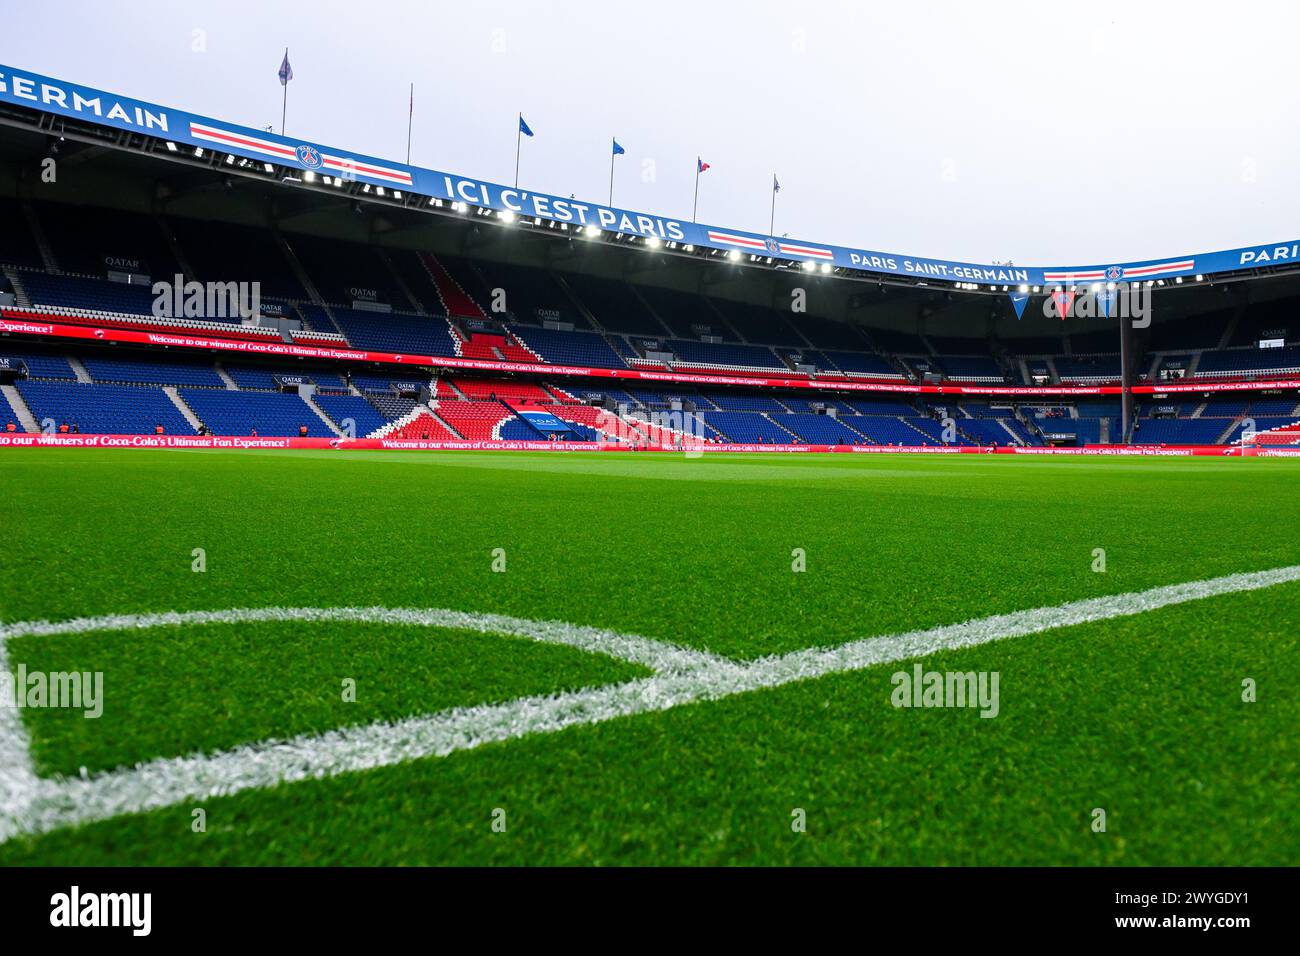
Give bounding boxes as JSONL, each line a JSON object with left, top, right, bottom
{"left": 250, "top": 427, "right": 258, "bottom": 437}
{"left": 58, "top": 422, "right": 69, "bottom": 434}
{"left": 70, "top": 422, "right": 80, "bottom": 434}
{"left": 299, "top": 424, "right": 308, "bottom": 437}
{"left": 4, "top": 421, "right": 15, "bottom": 432}
{"left": 154, "top": 423, "right": 164, "bottom": 435}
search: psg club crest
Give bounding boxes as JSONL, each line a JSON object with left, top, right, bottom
{"left": 295, "top": 144, "right": 323, "bottom": 169}
{"left": 1106, "top": 265, "right": 1124, "bottom": 281}
{"left": 764, "top": 238, "right": 780, "bottom": 254}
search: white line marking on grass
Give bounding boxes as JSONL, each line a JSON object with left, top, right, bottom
{"left": 0, "top": 637, "right": 40, "bottom": 843}
{"left": 2, "top": 564, "right": 1298, "bottom": 842}
{"left": 0, "top": 606, "right": 727, "bottom": 674}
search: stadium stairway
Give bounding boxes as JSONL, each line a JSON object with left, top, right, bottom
{"left": 548, "top": 272, "right": 604, "bottom": 330}
{"left": 213, "top": 364, "right": 241, "bottom": 390}
{"left": 429, "top": 399, "right": 515, "bottom": 440}
{"left": 2, "top": 266, "right": 31, "bottom": 307}
{"left": 375, "top": 250, "right": 424, "bottom": 312}
{"left": 155, "top": 215, "right": 199, "bottom": 284}
{"left": 162, "top": 386, "right": 206, "bottom": 433}
{"left": 761, "top": 412, "right": 799, "bottom": 441}
{"left": 22, "top": 202, "right": 60, "bottom": 273}
{"left": 625, "top": 284, "right": 678, "bottom": 339}
{"left": 996, "top": 419, "right": 1028, "bottom": 445}
{"left": 371, "top": 404, "right": 432, "bottom": 439}
{"left": 1, "top": 383, "right": 39, "bottom": 432}
{"left": 302, "top": 392, "right": 347, "bottom": 437}
{"left": 275, "top": 232, "right": 328, "bottom": 307}
{"left": 67, "top": 356, "right": 93, "bottom": 384}
{"left": 418, "top": 252, "right": 488, "bottom": 320}
{"left": 425, "top": 407, "right": 462, "bottom": 439}
{"left": 379, "top": 406, "right": 463, "bottom": 440}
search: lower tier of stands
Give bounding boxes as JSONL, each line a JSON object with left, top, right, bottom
{"left": 4, "top": 348, "right": 1298, "bottom": 446}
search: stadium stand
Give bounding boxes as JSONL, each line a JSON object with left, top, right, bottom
{"left": 1, "top": 351, "right": 76, "bottom": 380}
{"left": 81, "top": 355, "right": 226, "bottom": 389}
{"left": 508, "top": 325, "right": 625, "bottom": 368}
{"left": 181, "top": 389, "right": 333, "bottom": 437}
{"left": 700, "top": 411, "right": 795, "bottom": 443}
{"left": 432, "top": 400, "right": 515, "bottom": 440}
{"left": 4, "top": 190, "right": 1300, "bottom": 448}
{"left": 313, "top": 392, "right": 390, "bottom": 437}
{"left": 329, "top": 307, "right": 459, "bottom": 356}
{"left": 17, "top": 380, "right": 194, "bottom": 435}
{"left": 773, "top": 413, "right": 867, "bottom": 444}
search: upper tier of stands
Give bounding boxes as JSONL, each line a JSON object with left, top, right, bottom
{"left": 7, "top": 196, "right": 1300, "bottom": 392}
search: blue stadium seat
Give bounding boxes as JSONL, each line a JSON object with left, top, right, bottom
{"left": 313, "top": 393, "right": 390, "bottom": 437}
{"left": 700, "top": 411, "right": 795, "bottom": 443}
{"left": 508, "top": 325, "right": 626, "bottom": 368}
{"left": 16, "top": 381, "right": 195, "bottom": 434}
{"left": 181, "top": 389, "right": 333, "bottom": 436}
{"left": 82, "top": 356, "right": 225, "bottom": 389}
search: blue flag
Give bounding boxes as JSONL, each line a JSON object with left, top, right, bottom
{"left": 1096, "top": 288, "right": 1117, "bottom": 318}
{"left": 1008, "top": 290, "right": 1029, "bottom": 320}
{"left": 612, "top": 138, "right": 625, "bottom": 156}
{"left": 518, "top": 115, "right": 534, "bottom": 137}
{"left": 278, "top": 49, "right": 293, "bottom": 86}
{"left": 773, "top": 174, "right": 781, "bottom": 193}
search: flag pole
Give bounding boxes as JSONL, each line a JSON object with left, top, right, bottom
{"left": 280, "top": 73, "right": 288, "bottom": 136}
{"left": 769, "top": 175, "right": 777, "bottom": 236}
{"left": 608, "top": 139, "right": 616, "bottom": 206}
{"left": 405, "top": 83, "right": 413, "bottom": 166}
{"left": 692, "top": 161, "right": 700, "bottom": 222}
{"left": 514, "top": 113, "right": 522, "bottom": 189}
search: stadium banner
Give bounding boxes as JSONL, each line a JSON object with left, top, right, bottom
{"left": 512, "top": 407, "right": 575, "bottom": 433}
{"left": 2, "top": 433, "right": 1295, "bottom": 455}
{"left": 6, "top": 310, "right": 1300, "bottom": 397}
{"left": 3, "top": 62, "right": 1298, "bottom": 285}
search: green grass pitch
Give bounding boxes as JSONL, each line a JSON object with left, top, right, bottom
{"left": 0, "top": 449, "right": 1296, "bottom": 865}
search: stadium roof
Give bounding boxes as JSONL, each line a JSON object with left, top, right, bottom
{"left": 5, "top": 61, "right": 1300, "bottom": 300}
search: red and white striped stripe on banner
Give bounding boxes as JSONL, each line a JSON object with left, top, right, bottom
{"left": 777, "top": 241, "right": 835, "bottom": 261}
{"left": 707, "top": 230, "right": 768, "bottom": 251}
{"left": 1043, "top": 259, "right": 1195, "bottom": 283}
{"left": 1041, "top": 268, "right": 1106, "bottom": 283}
{"left": 1116, "top": 259, "right": 1195, "bottom": 279}
{"left": 188, "top": 123, "right": 413, "bottom": 186}
{"left": 706, "top": 231, "right": 835, "bottom": 261}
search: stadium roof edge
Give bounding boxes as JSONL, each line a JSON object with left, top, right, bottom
{"left": 3, "top": 63, "right": 1300, "bottom": 293}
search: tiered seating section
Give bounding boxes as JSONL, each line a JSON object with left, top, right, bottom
{"left": 14, "top": 196, "right": 1300, "bottom": 390}
{"left": 17, "top": 380, "right": 193, "bottom": 435}
{"left": 4, "top": 345, "right": 1296, "bottom": 447}
{"left": 4, "top": 196, "right": 1300, "bottom": 444}
{"left": 432, "top": 401, "right": 514, "bottom": 441}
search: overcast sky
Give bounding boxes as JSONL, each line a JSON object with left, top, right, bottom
{"left": 3, "top": 0, "right": 1298, "bottom": 266}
